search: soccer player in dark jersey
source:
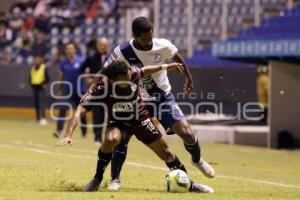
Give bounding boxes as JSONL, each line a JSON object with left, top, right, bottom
{"left": 56, "top": 60, "right": 214, "bottom": 193}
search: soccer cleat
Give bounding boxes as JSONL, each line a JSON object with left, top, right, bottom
{"left": 107, "top": 179, "right": 121, "bottom": 191}
{"left": 189, "top": 182, "right": 214, "bottom": 193}
{"left": 52, "top": 131, "right": 61, "bottom": 138}
{"left": 39, "top": 118, "right": 47, "bottom": 125}
{"left": 84, "top": 178, "right": 101, "bottom": 192}
{"left": 193, "top": 159, "right": 215, "bottom": 178}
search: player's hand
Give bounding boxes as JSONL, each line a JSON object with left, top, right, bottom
{"left": 166, "top": 63, "right": 184, "bottom": 73}
{"left": 56, "top": 136, "right": 73, "bottom": 146}
{"left": 184, "top": 78, "right": 193, "bottom": 94}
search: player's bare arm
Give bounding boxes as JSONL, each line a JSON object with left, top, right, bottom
{"left": 142, "top": 62, "right": 184, "bottom": 76}
{"left": 172, "top": 53, "right": 194, "bottom": 93}
{"left": 84, "top": 69, "right": 95, "bottom": 86}
{"left": 56, "top": 105, "right": 88, "bottom": 146}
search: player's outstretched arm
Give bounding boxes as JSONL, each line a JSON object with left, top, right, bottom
{"left": 142, "top": 62, "right": 184, "bottom": 76}
{"left": 56, "top": 105, "right": 88, "bottom": 146}
{"left": 172, "top": 53, "right": 194, "bottom": 93}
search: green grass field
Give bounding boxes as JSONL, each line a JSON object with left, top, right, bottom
{"left": 1, "top": 118, "right": 300, "bottom": 200}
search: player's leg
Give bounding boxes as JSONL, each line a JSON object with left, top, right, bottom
{"left": 108, "top": 103, "right": 159, "bottom": 190}
{"left": 171, "top": 119, "right": 215, "bottom": 178}
{"left": 39, "top": 87, "right": 47, "bottom": 123}
{"left": 147, "top": 137, "right": 213, "bottom": 193}
{"left": 80, "top": 115, "right": 87, "bottom": 138}
{"left": 92, "top": 106, "right": 104, "bottom": 143}
{"left": 107, "top": 134, "right": 132, "bottom": 190}
{"left": 84, "top": 126, "right": 122, "bottom": 192}
{"left": 159, "top": 94, "right": 215, "bottom": 178}
{"left": 32, "top": 86, "right": 40, "bottom": 122}
{"left": 136, "top": 118, "right": 213, "bottom": 193}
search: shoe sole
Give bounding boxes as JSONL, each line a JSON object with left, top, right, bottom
{"left": 192, "top": 162, "right": 215, "bottom": 178}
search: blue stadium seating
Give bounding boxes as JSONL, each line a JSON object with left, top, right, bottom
{"left": 187, "top": 4, "right": 300, "bottom": 67}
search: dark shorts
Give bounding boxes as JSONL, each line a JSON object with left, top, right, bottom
{"left": 145, "top": 93, "right": 185, "bottom": 131}
{"left": 107, "top": 118, "right": 162, "bottom": 145}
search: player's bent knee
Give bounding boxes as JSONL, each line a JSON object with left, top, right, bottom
{"left": 173, "top": 123, "right": 194, "bottom": 143}
{"left": 105, "top": 135, "right": 121, "bottom": 146}
{"left": 104, "top": 128, "right": 121, "bottom": 146}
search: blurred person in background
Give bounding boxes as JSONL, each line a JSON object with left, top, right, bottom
{"left": 14, "top": 27, "right": 33, "bottom": 49}
{"left": 53, "top": 42, "right": 87, "bottom": 138}
{"left": 18, "top": 37, "right": 33, "bottom": 58}
{"left": 57, "top": 1, "right": 72, "bottom": 20}
{"left": 32, "top": 30, "right": 47, "bottom": 56}
{"left": 29, "top": 54, "right": 49, "bottom": 125}
{"left": 0, "top": 22, "right": 13, "bottom": 50}
{"left": 23, "top": 7, "right": 35, "bottom": 32}
{"left": 0, "top": 46, "right": 13, "bottom": 65}
{"left": 85, "top": 0, "right": 115, "bottom": 19}
{"left": 256, "top": 65, "right": 268, "bottom": 123}
{"left": 9, "top": 7, "right": 24, "bottom": 32}
{"left": 34, "top": 14, "right": 48, "bottom": 33}
{"left": 0, "top": 11, "right": 8, "bottom": 24}
{"left": 81, "top": 37, "right": 108, "bottom": 144}
{"left": 34, "top": 0, "right": 52, "bottom": 17}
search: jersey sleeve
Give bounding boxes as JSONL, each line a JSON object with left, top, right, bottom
{"left": 130, "top": 66, "right": 144, "bottom": 82}
{"left": 80, "top": 83, "right": 106, "bottom": 111}
{"left": 162, "top": 39, "right": 178, "bottom": 59}
{"left": 104, "top": 46, "right": 129, "bottom": 67}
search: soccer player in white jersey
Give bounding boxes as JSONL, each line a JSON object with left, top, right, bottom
{"left": 105, "top": 17, "right": 215, "bottom": 190}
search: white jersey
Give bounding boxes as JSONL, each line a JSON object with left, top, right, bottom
{"left": 104, "top": 38, "right": 178, "bottom": 100}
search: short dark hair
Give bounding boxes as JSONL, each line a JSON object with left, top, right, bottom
{"left": 132, "top": 17, "right": 153, "bottom": 37}
{"left": 102, "top": 60, "right": 129, "bottom": 80}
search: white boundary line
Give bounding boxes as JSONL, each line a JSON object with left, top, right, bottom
{"left": 1, "top": 143, "right": 300, "bottom": 190}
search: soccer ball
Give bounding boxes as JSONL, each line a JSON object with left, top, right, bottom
{"left": 165, "top": 169, "right": 191, "bottom": 193}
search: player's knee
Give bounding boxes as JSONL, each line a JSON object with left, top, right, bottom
{"left": 105, "top": 132, "right": 121, "bottom": 146}
{"left": 173, "top": 123, "right": 194, "bottom": 143}
{"left": 108, "top": 135, "right": 120, "bottom": 145}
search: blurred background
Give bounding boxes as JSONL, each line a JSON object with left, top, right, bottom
{"left": 0, "top": 0, "right": 299, "bottom": 149}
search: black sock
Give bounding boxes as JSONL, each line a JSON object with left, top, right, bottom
{"left": 94, "top": 149, "right": 112, "bottom": 181}
{"left": 184, "top": 137, "right": 201, "bottom": 163}
{"left": 166, "top": 156, "right": 187, "bottom": 173}
{"left": 189, "top": 180, "right": 194, "bottom": 191}
{"left": 111, "top": 143, "right": 128, "bottom": 180}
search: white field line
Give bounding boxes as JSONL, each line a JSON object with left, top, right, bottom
{"left": 1, "top": 143, "right": 300, "bottom": 190}
{"left": 125, "top": 161, "right": 300, "bottom": 190}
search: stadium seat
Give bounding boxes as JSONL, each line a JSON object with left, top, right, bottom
{"left": 74, "top": 27, "right": 82, "bottom": 36}
{"left": 62, "top": 27, "right": 70, "bottom": 36}
{"left": 86, "top": 27, "right": 94, "bottom": 36}
{"left": 51, "top": 37, "right": 59, "bottom": 45}
{"left": 85, "top": 18, "right": 94, "bottom": 26}
{"left": 97, "top": 18, "right": 104, "bottom": 25}
{"left": 51, "top": 27, "right": 59, "bottom": 36}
